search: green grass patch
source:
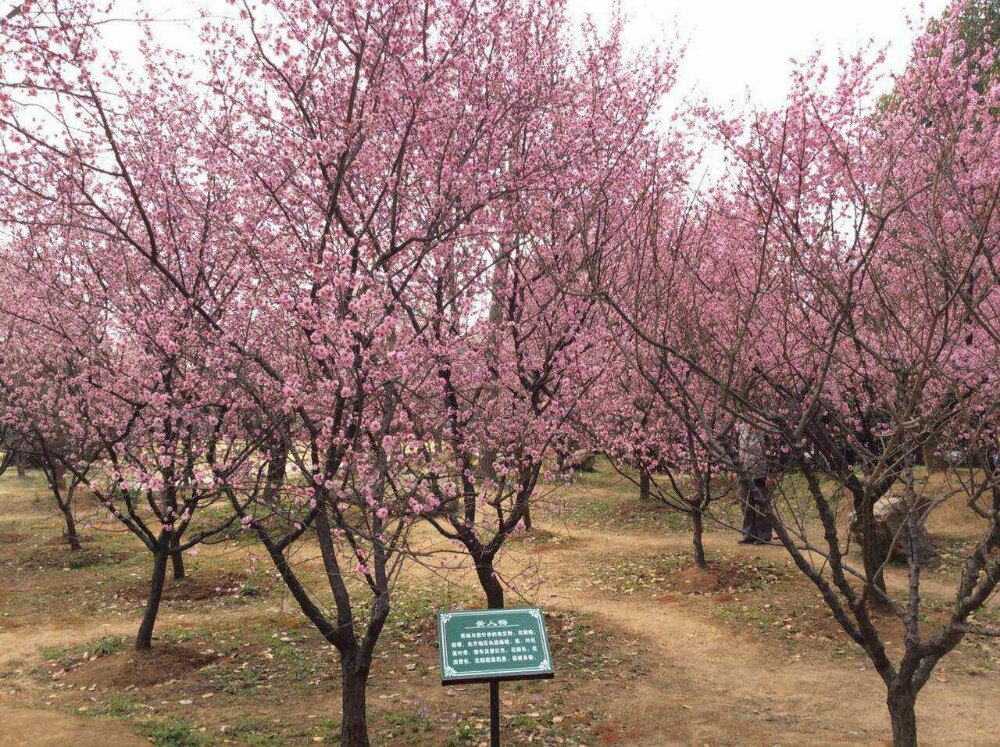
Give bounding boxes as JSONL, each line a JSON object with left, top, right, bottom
{"left": 137, "top": 719, "right": 205, "bottom": 747}
{"left": 383, "top": 708, "right": 436, "bottom": 739}
{"left": 43, "top": 634, "right": 127, "bottom": 665}
{"left": 88, "top": 693, "right": 146, "bottom": 720}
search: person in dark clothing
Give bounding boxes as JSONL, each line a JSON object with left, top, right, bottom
{"left": 737, "top": 422, "right": 773, "bottom": 544}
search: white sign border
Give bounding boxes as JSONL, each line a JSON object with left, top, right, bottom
{"left": 438, "top": 606, "right": 554, "bottom": 681}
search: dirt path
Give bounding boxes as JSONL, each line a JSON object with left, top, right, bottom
{"left": 527, "top": 526, "right": 1000, "bottom": 746}
{"left": 0, "top": 706, "right": 144, "bottom": 746}
{"left": 0, "top": 607, "right": 223, "bottom": 667}
{"left": 542, "top": 523, "right": 996, "bottom": 607}
{"left": 1, "top": 507, "right": 996, "bottom": 745}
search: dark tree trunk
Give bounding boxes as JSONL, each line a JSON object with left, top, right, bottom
{"left": 170, "top": 536, "right": 185, "bottom": 581}
{"left": 855, "top": 493, "right": 889, "bottom": 606}
{"left": 62, "top": 504, "right": 82, "bottom": 551}
{"left": 864, "top": 531, "right": 889, "bottom": 607}
{"left": 522, "top": 502, "right": 532, "bottom": 531}
{"left": 639, "top": 469, "right": 650, "bottom": 501}
{"left": 15, "top": 453, "right": 25, "bottom": 478}
{"left": 476, "top": 557, "right": 505, "bottom": 609}
{"left": 691, "top": 510, "right": 706, "bottom": 569}
{"left": 340, "top": 657, "right": 371, "bottom": 747}
{"left": 47, "top": 466, "right": 80, "bottom": 551}
{"left": 266, "top": 442, "right": 287, "bottom": 491}
{"left": 888, "top": 686, "right": 917, "bottom": 747}
{"left": 136, "top": 550, "right": 168, "bottom": 650}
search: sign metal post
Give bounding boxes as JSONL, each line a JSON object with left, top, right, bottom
{"left": 437, "top": 607, "right": 555, "bottom": 746}
{"left": 489, "top": 680, "right": 500, "bottom": 745}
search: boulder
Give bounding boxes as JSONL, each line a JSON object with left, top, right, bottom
{"left": 565, "top": 451, "right": 597, "bottom": 472}
{"left": 850, "top": 493, "right": 935, "bottom": 563}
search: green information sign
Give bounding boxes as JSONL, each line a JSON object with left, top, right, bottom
{"left": 437, "top": 607, "right": 555, "bottom": 685}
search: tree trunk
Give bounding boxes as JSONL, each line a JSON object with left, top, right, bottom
{"left": 855, "top": 493, "right": 889, "bottom": 606}
{"left": 640, "top": 469, "right": 650, "bottom": 501}
{"left": 475, "top": 557, "right": 505, "bottom": 609}
{"left": 62, "top": 504, "right": 82, "bottom": 552}
{"left": 522, "top": 502, "right": 532, "bottom": 531}
{"left": 888, "top": 687, "right": 917, "bottom": 747}
{"left": 15, "top": 453, "right": 25, "bottom": 478}
{"left": 136, "top": 550, "right": 168, "bottom": 650}
{"left": 51, "top": 462, "right": 67, "bottom": 489}
{"left": 691, "top": 510, "right": 706, "bottom": 568}
{"left": 864, "top": 534, "right": 889, "bottom": 607}
{"left": 340, "top": 657, "right": 371, "bottom": 747}
{"left": 170, "top": 536, "right": 185, "bottom": 581}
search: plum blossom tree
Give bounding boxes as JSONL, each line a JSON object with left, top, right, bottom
{"left": 394, "top": 19, "right": 678, "bottom": 609}
{"left": 401, "top": 225, "right": 609, "bottom": 609}
{"left": 0, "top": 0, "right": 665, "bottom": 743}
{"left": 583, "top": 161, "right": 744, "bottom": 569}
{"left": 590, "top": 349, "right": 740, "bottom": 569}
{"left": 0, "top": 245, "right": 109, "bottom": 552}
{"left": 0, "top": 377, "right": 96, "bottom": 553}
{"left": 593, "top": 5, "right": 1000, "bottom": 743}
{"left": 6, "top": 1, "right": 997, "bottom": 745}
{"left": 196, "top": 2, "right": 641, "bottom": 741}
{"left": 0, "top": 222, "right": 267, "bottom": 649}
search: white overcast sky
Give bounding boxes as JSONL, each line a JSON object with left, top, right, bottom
{"left": 568, "top": 0, "right": 950, "bottom": 108}
{"left": 106, "top": 0, "right": 950, "bottom": 109}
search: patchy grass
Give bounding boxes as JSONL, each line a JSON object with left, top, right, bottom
{"left": 86, "top": 692, "right": 147, "bottom": 720}
{"left": 541, "top": 460, "right": 695, "bottom": 532}
{"left": 925, "top": 536, "right": 980, "bottom": 576}
{"left": 589, "top": 547, "right": 790, "bottom": 598}
{"left": 43, "top": 634, "right": 128, "bottom": 666}
{"left": 26, "top": 588, "right": 645, "bottom": 745}
{"left": 506, "top": 526, "right": 579, "bottom": 552}
{"left": 709, "top": 565, "right": 1000, "bottom": 671}
{"left": 4, "top": 467, "right": 1000, "bottom": 746}
{"left": 138, "top": 719, "right": 206, "bottom": 747}
{"left": 546, "top": 609, "right": 651, "bottom": 682}
{"left": 383, "top": 708, "right": 436, "bottom": 739}
{"left": 217, "top": 714, "right": 340, "bottom": 745}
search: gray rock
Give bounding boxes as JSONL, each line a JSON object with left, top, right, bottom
{"left": 850, "top": 493, "right": 935, "bottom": 563}
{"left": 566, "top": 451, "right": 597, "bottom": 472}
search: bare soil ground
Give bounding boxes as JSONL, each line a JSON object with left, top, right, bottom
{"left": 0, "top": 466, "right": 997, "bottom": 745}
